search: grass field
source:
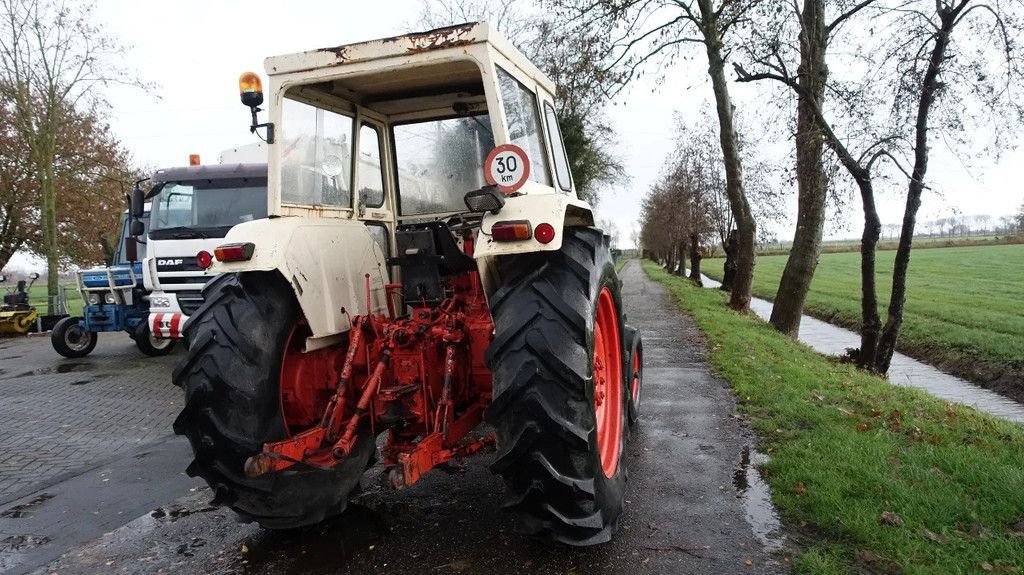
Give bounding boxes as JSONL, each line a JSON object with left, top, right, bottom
{"left": 22, "top": 284, "right": 83, "bottom": 316}
{"left": 644, "top": 261, "right": 1024, "bottom": 574}
{"left": 703, "top": 244, "right": 1024, "bottom": 400}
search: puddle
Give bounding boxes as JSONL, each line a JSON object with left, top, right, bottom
{"left": 20, "top": 362, "right": 95, "bottom": 377}
{"left": 0, "top": 493, "right": 54, "bottom": 519}
{"left": 733, "top": 446, "right": 784, "bottom": 552}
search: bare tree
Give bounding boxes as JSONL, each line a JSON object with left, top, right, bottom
{"left": 735, "top": 0, "right": 879, "bottom": 337}
{"left": 874, "top": 0, "right": 1024, "bottom": 372}
{"left": 739, "top": 0, "right": 1024, "bottom": 373}
{"left": 551, "top": 0, "right": 762, "bottom": 311}
{"left": 0, "top": 0, "right": 140, "bottom": 299}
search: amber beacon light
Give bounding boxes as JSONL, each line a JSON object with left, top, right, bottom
{"left": 239, "top": 72, "right": 264, "bottom": 107}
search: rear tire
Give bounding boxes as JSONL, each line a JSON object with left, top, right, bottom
{"left": 624, "top": 326, "right": 643, "bottom": 427}
{"left": 172, "top": 272, "right": 373, "bottom": 529}
{"left": 134, "top": 321, "right": 176, "bottom": 357}
{"left": 51, "top": 317, "right": 97, "bottom": 358}
{"left": 485, "top": 227, "right": 629, "bottom": 546}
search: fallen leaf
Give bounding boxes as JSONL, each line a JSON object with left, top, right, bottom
{"left": 241, "top": 544, "right": 249, "bottom": 554}
{"left": 791, "top": 481, "right": 806, "bottom": 496}
{"left": 856, "top": 422, "right": 872, "bottom": 432}
{"left": 920, "top": 528, "right": 948, "bottom": 544}
{"left": 855, "top": 550, "right": 878, "bottom": 563}
{"left": 744, "top": 559, "right": 753, "bottom": 566}
{"left": 980, "top": 562, "right": 994, "bottom": 572}
{"left": 879, "top": 511, "right": 903, "bottom": 527}
{"left": 811, "top": 391, "right": 824, "bottom": 402}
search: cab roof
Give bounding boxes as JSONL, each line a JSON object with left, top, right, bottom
{"left": 263, "top": 22, "right": 556, "bottom": 96}
{"left": 152, "top": 163, "right": 267, "bottom": 184}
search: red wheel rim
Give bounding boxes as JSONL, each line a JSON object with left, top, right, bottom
{"left": 593, "top": 287, "right": 623, "bottom": 478}
{"left": 631, "top": 348, "right": 640, "bottom": 405}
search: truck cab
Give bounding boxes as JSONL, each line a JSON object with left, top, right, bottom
{"left": 142, "top": 163, "right": 267, "bottom": 338}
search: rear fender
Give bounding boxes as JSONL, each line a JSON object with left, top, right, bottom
{"left": 208, "top": 217, "right": 389, "bottom": 350}
{"left": 474, "top": 192, "right": 594, "bottom": 296}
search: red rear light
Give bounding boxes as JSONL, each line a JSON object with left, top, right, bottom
{"left": 214, "top": 242, "right": 255, "bottom": 262}
{"left": 534, "top": 223, "right": 556, "bottom": 244}
{"left": 196, "top": 250, "right": 213, "bottom": 269}
{"left": 491, "top": 221, "right": 532, "bottom": 242}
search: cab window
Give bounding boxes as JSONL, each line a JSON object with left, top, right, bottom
{"left": 496, "top": 66, "right": 551, "bottom": 187}
{"left": 280, "top": 96, "right": 353, "bottom": 208}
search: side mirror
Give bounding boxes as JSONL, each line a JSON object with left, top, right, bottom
{"left": 464, "top": 185, "right": 505, "bottom": 214}
{"left": 130, "top": 219, "right": 146, "bottom": 237}
{"left": 124, "top": 236, "right": 139, "bottom": 262}
{"left": 131, "top": 180, "right": 146, "bottom": 218}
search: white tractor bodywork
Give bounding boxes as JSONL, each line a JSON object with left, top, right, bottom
{"left": 211, "top": 22, "right": 593, "bottom": 340}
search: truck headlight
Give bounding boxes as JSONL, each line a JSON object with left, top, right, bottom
{"left": 104, "top": 292, "right": 118, "bottom": 304}
{"left": 87, "top": 293, "right": 100, "bottom": 305}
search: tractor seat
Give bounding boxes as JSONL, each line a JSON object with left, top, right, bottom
{"left": 391, "top": 221, "right": 476, "bottom": 304}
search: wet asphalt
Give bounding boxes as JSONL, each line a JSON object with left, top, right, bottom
{"left": 13, "top": 261, "right": 787, "bottom": 574}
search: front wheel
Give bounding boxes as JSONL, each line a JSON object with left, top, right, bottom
{"left": 134, "top": 321, "right": 176, "bottom": 357}
{"left": 51, "top": 317, "right": 97, "bottom": 358}
{"left": 485, "top": 227, "right": 629, "bottom": 546}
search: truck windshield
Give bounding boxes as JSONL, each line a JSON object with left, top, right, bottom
{"left": 394, "top": 114, "right": 494, "bottom": 216}
{"left": 149, "top": 179, "right": 267, "bottom": 239}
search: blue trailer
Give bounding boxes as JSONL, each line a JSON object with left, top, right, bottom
{"left": 51, "top": 212, "right": 176, "bottom": 358}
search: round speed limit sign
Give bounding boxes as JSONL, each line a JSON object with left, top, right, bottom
{"left": 484, "top": 144, "right": 531, "bottom": 194}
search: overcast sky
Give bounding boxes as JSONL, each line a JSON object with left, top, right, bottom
{"left": 29, "top": 0, "right": 1022, "bottom": 259}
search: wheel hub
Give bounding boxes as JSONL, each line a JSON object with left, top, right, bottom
{"left": 593, "top": 287, "right": 623, "bottom": 478}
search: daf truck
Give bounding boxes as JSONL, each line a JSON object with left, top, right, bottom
{"left": 138, "top": 163, "right": 267, "bottom": 339}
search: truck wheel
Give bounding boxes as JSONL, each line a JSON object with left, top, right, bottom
{"left": 134, "top": 321, "right": 176, "bottom": 357}
{"left": 624, "top": 326, "right": 643, "bottom": 427}
{"left": 171, "top": 272, "right": 373, "bottom": 529}
{"left": 51, "top": 316, "right": 97, "bottom": 358}
{"left": 485, "top": 227, "right": 629, "bottom": 546}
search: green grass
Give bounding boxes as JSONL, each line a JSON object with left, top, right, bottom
{"left": 643, "top": 260, "right": 1024, "bottom": 574}
{"left": 703, "top": 245, "right": 1024, "bottom": 397}
{"left": 756, "top": 235, "right": 1023, "bottom": 257}
{"left": 24, "top": 284, "right": 83, "bottom": 316}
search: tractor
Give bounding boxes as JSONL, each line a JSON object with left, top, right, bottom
{"left": 51, "top": 209, "right": 176, "bottom": 358}
{"left": 170, "top": 22, "right": 644, "bottom": 545}
{"left": 0, "top": 273, "right": 40, "bottom": 335}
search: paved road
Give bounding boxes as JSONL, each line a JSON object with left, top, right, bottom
{"left": 0, "top": 336, "right": 183, "bottom": 501}
{"left": 3, "top": 261, "right": 786, "bottom": 574}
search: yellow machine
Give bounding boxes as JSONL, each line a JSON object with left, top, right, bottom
{"left": 0, "top": 273, "right": 40, "bottom": 335}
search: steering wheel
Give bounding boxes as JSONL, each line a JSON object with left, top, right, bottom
{"left": 445, "top": 213, "right": 483, "bottom": 232}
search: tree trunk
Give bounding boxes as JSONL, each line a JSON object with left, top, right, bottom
{"left": 769, "top": 0, "right": 828, "bottom": 338}
{"left": 874, "top": 6, "right": 958, "bottom": 374}
{"left": 40, "top": 132, "right": 59, "bottom": 305}
{"left": 856, "top": 184, "right": 883, "bottom": 369}
{"left": 688, "top": 233, "right": 703, "bottom": 286}
{"left": 721, "top": 229, "right": 738, "bottom": 291}
{"left": 675, "top": 240, "right": 688, "bottom": 275}
{"left": 697, "top": 0, "right": 755, "bottom": 311}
